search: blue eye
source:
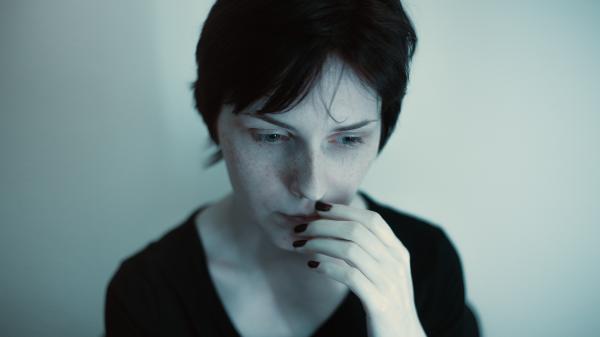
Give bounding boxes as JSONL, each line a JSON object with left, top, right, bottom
{"left": 338, "top": 135, "right": 364, "bottom": 147}
{"left": 250, "top": 129, "right": 364, "bottom": 148}
{"left": 252, "top": 132, "right": 290, "bottom": 144}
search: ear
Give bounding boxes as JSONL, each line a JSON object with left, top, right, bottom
{"left": 203, "top": 149, "right": 223, "bottom": 169}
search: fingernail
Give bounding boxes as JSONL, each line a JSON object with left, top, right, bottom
{"left": 294, "top": 223, "right": 307, "bottom": 233}
{"left": 307, "top": 260, "right": 320, "bottom": 268}
{"left": 293, "top": 239, "right": 307, "bottom": 248}
{"left": 315, "top": 201, "right": 332, "bottom": 211}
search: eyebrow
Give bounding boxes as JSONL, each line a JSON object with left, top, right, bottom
{"left": 241, "top": 113, "right": 380, "bottom": 132}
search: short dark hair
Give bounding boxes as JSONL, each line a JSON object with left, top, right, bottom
{"left": 192, "top": 0, "right": 417, "bottom": 167}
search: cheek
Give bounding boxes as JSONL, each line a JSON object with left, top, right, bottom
{"left": 221, "top": 136, "right": 282, "bottom": 198}
{"left": 328, "top": 146, "right": 379, "bottom": 200}
{"left": 333, "top": 155, "right": 372, "bottom": 187}
{"left": 335, "top": 139, "right": 378, "bottom": 175}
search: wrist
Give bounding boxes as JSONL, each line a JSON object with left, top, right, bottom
{"left": 366, "top": 309, "right": 427, "bottom": 337}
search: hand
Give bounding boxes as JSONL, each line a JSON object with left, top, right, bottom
{"left": 292, "top": 201, "right": 427, "bottom": 337}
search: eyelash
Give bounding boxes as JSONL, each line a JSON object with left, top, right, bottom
{"left": 251, "top": 131, "right": 365, "bottom": 148}
{"left": 339, "top": 135, "right": 365, "bottom": 147}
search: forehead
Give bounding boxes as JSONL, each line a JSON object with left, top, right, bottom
{"left": 304, "top": 56, "right": 380, "bottom": 121}
{"left": 239, "top": 56, "right": 380, "bottom": 126}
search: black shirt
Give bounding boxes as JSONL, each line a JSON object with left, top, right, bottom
{"left": 105, "top": 191, "right": 480, "bottom": 336}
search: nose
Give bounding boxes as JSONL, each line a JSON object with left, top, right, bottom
{"left": 289, "top": 147, "right": 326, "bottom": 202}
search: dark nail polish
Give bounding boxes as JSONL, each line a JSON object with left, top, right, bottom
{"left": 307, "top": 260, "right": 320, "bottom": 268}
{"left": 315, "top": 201, "right": 332, "bottom": 211}
{"left": 294, "top": 223, "right": 307, "bottom": 233}
{"left": 293, "top": 239, "right": 307, "bottom": 247}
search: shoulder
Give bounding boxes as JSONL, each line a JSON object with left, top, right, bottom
{"left": 104, "top": 207, "right": 206, "bottom": 334}
{"left": 109, "top": 211, "right": 197, "bottom": 286}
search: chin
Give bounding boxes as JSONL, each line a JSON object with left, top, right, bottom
{"left": 265, "top": 220, "right": 303, "bottom": 252}
{"left": 273, "top": 235, "right": 295, "bottom": 252}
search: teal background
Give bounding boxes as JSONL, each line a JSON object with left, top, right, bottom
{"left": 1, "top": 1, "right": 599, "bottom": 336}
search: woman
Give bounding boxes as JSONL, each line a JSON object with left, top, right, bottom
{"left": 105, "top": 1, "right": 480, "bottom": 336}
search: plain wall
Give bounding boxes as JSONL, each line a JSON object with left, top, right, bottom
{"left": 1, "top": 1, "right": 598, "bottom": 336}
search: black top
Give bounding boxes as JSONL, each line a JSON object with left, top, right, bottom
{"left": 104, "top": 191, "right": 480, "bottom": 337}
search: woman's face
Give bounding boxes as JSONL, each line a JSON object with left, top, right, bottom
{"left": 216, "top": 58, "right": 382, "bottom": 251}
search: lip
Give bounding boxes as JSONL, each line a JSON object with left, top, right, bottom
{"left": 281, "top": 213, "right": 321, "bottom": 224}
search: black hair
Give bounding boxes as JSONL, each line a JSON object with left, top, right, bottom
{"left": 192, "top": 0, "right": 417, "bottom": 167}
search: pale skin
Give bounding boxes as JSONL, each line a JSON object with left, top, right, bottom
{"left": 205, "top": 56, "right": 426, "bottom": 337}
{"left": 296, "top": 202, "right": 427, "bottom": 337}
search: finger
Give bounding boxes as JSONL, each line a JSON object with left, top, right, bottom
{"left": 296, "top": 237, "right": 393, "bottom": 293}
{"left": 316, "top": 202, "right": 410, "bottom": 263}
{"left": 299, "top": 219, "right": 395, "bottom": 263}
{"left": 307, "top": 257, "right": 383, "bottom": 311}
{"left": 310, "top": 252, "right": 352, "bottom": 268}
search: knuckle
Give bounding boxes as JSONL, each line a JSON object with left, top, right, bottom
{"left": 368, "top": 212, "right": 382, "bottom": 225}
{"left": 401, "top": 247, "right": 411, "bottom": 261}
{"left": 347, "top": 223, "right": 362, "bottom": 239}
{"left": 344, "top": 244, "right": 359, "bottom": 259}
{"left": 347, "top": 268, "right": 361, "bottom": 281}
{"left": 369, "top": 212, "right": 379, "bottom": 224}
